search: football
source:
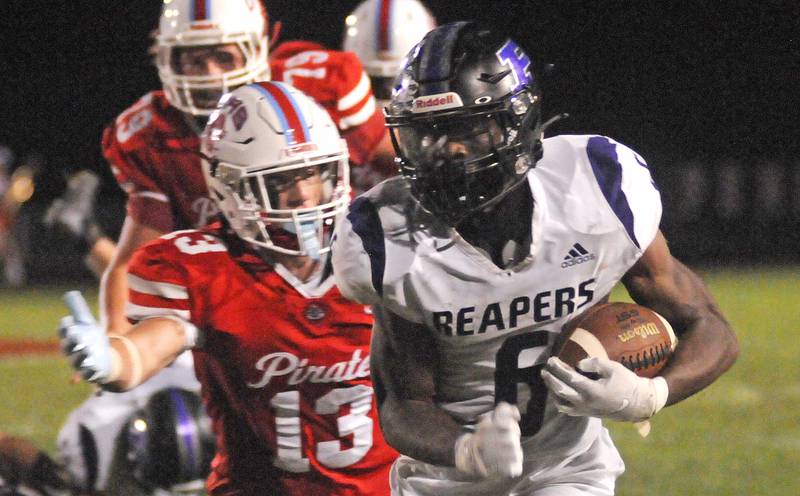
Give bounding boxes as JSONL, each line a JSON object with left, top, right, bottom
{"left": 553, "top": 302, "right": 678, "bottom": 378}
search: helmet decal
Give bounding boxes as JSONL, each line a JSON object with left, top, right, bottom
{"left": 495, "top": 40, "right": 533, "bottom": 91}
{"left": 411, "top": 92, "right": 463, "bottom": 113}
{"left": 170, "top": 388, "right": 203, "bottom": 479}
{"left": 252, "top": 82, "right": 310, "bottom": 145}
{"left": 417, "top": 21, "right": 469, "bottom": 94}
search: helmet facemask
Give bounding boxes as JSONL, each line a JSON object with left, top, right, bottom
{"left": 208, "top": 151, "right": 350, "bottom": 260}
{"left": 157, "top": 33, "right": 269, "bottom": 117}
{"left": 389, "top": 88, "right": 539, "bottom": 225}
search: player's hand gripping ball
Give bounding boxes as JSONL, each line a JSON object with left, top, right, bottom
{"left": 552, "top": 302, "right": 677, "bottom": 378}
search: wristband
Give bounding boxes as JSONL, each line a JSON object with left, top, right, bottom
{"left": 652, "top": 376, "right": 670, "bottom": 415}
{"left": 108, "top": 334, "right": 143, "bottom": 389}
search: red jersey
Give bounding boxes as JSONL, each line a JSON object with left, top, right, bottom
{"left": 103, "top": 45, "right": 385, "bottom": 232}
{"left": 270, "top": 41, "right": 387, "bottom": 166}
{"left": 127, "top": 226, "right": 396, "bottom": 495}
{"left": 102, "top": 91, "right": 214, "bottom": 233}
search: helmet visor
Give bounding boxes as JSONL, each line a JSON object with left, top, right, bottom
{"left": 216, "top": 158, "right": 349, "bottom": 256}
{"left": 391, "top": 112, "right": 524, "bottom": 224}
{"left": 394, "top": 113, "right": 506, "bottom": 168}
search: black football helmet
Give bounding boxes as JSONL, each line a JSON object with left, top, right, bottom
{"left": 126, "top": 388, "right": 215, "bottom": 494}
{"left": 385, "top": 22, "right": 542, "bottom": 226}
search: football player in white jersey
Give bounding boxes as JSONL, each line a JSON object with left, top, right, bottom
{"left": 0, "top": 388, "right": 213, "bottom": 496}
{"left": 332, "top": 22, "right": 739, "bottom": 495}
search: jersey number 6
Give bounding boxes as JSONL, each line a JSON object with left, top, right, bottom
{"left": 494, "top": 331, "right": 550, "bottom": 436}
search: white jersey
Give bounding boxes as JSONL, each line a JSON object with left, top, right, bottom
{"left": 332, "top": 135, "right": 661, "bottom": 491}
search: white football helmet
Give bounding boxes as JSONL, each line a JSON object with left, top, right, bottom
{"left": 202, "top": 82, "right": 350, "bottom": 259}
{"left": 156, "top": 0, "right": 270, "bottom": 116}
{"left": 342, "top": 0, "right": 436, "bottom": 103}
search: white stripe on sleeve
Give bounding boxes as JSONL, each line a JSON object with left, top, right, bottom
{"left": 131, "top": 190, "right": 169, "bottom": 203}
{"left": 337, "top": 72, "right": 371, "bottom": 112}
{"left": 128, "top": 274, "right": 188, "bottom": 300}
{"left": 338, "top": 96, "right": 376, "bottom": 130}
{"left": 126, "top": 302, "right": 190, "bottom": 321}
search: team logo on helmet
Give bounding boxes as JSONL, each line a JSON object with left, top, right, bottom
{"left": 495, "top": 40, "right": 533, "bottom": 91}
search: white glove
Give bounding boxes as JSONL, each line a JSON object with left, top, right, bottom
{"left": 454, "top": 402, "right": 523, "bottom": 479}
{"left": 541, "top": 356, "right": 669, "bottom": 423}
{"left": 58, "top": 291, "right": 114, "bottom": 383}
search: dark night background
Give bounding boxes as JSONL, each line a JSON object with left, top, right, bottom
{"left": 0, "top": 1, "right": 798, "bottom": 281}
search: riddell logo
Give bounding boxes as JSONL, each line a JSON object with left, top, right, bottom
{"left": 411, "top": 92, "right": 464, "bottom": 113}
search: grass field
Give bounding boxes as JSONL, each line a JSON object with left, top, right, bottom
{"left": 1, "top": 269, "right": 798, "bottom": 494}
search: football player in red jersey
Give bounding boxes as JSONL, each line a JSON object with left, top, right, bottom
{"left": 47, "top": 1, "right": 395, "bottom": 493}
{"left": 44, "top": 0, "right": 391, "bottom": 335}
{"left": 60, "top": 81, "right": 397, "bottom": 495}
{"left": 341, "top": 0, "right": 437, "bottom": 191}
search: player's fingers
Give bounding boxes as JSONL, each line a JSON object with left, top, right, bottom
{"left": 577, "top": 356, "right": 619, "bottom": 376}
{"left": 68, "top": 349, "right": 88, "bottom": 370}
{"left": 541, "top": 369, "right": 581, "bottom": 402}
{"left": 545, "top": 357, "right": 589, "bottom": 387}
{"left": 69, "top": 371, "right": 82, "bottom": 384}
{"left": 494, "top": 402, "right": 521, "bottom": 423}
{"left": 63, "top": 291, "right": 96, "bottom": 324}
{"left": 58, "top": 316, "right": 75, "bottom": 337}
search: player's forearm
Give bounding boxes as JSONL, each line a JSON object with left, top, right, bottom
{"left": 83, "top": 236, "right": 116, "bottom": 279}
{"left": 631, "top": 262, "right": 739, "bottom": 406}
{"left": 379, "top": 397, "right": 463, "bottom": 467}
{"left": 99, "top": 262, "right": 132, "bottom": 334}
{"left": 659, "top": 307, "right": 738, "bottom": 405}
{"left": 103, "top": 317, "right": 189, "bottom": 391}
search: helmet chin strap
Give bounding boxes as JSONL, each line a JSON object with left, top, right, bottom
{"left": 283, "top": 217, "right": 321, "bottom": 260}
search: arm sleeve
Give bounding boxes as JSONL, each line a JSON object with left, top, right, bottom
{"left": 126, "top": 239, "right": 200, "bottom": 348}
{"left": 331, "top": 199, "right": 385, "bottom": 306}
{"left": 101, "top": 124, "right": 175, "bottom": 233}
{"left": 585, "top": 136, "right": 662, "bottom": 253}
{"left": 328, "top": 52, "right": 384, "bottom": 165}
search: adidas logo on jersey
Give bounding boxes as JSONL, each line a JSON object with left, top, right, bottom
{"left": 561, "top": 243, "right": 596, "bottom": 268}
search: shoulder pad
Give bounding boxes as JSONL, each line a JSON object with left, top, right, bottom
{"left": 103, "top": 91, "right": 182, "bottom": 151}
{"left": 539, "top": 135, "right": 661, "bottom": 251}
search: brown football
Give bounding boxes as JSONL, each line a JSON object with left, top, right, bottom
{"left": 553, "top": 302, "right": 678, "bottom": 378}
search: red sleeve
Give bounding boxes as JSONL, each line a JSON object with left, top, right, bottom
{"left": 101, "top": 95, "right": 175, "bottom": 232}
{"left": 269, "top": 40, "right": 326, "bottom": 61}
{"left": 341, "top": 108, "right": 387, "bottom": 166}
{"left": 271, "top": 46, "right": 385, "bottom": 166}
{"left": 127, "top": 236, "right": 193, "bottom": 323}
